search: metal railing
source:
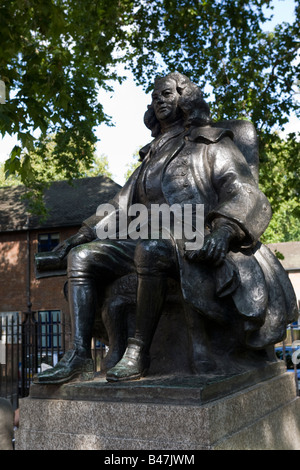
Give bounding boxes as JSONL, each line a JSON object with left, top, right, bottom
{"left": 0, "top": 314, "right": 21, "bottom": 410}
{"left": 20, "top": 309, "right": 67, "bottom": 397}
{"left": 0, "top": 310, "right": 67, "bottom": 408}
{"left": 0, "top": 311, "right": 107, "bottom": 409}
{"left": 276, "top": 323, "right": 300, "bottom": 395}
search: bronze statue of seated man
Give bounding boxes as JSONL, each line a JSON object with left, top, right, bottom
{"left": 34, "top": 72, "right": 298, "bottom": 385}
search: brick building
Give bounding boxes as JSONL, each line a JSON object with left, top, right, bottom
{"left": 0, "top": 175, "right": 120, "bottom": 347}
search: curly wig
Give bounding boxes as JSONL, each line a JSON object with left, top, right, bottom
{"left": 144, "top": 72, "right": 211, "bottom": 137}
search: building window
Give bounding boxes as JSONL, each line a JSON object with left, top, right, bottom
{"left": 38, "top": 233, "right": 60, "bottom": 252}
{"left": 38, "top": 310, "right": 62, "bottom": 349}
{"left": 37, "top": 310, "right": 62, "bottom": 367}
{"left": 0, "top": 312, "right": 20, "bottom": 349}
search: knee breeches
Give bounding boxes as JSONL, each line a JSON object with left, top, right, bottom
{"left": 67, "top": 238, "right": 178, "bottom": 283}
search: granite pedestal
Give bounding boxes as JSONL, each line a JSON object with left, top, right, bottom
{"left": 15, "top": 362, "right": 300, "bottom": 450}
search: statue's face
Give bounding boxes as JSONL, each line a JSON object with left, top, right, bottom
{"left": 152, "top": 78, "right": 180, "bottom": 126}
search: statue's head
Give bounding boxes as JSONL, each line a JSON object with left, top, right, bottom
{"left": 144, "top": 72, "right": 211, "bottom": 137}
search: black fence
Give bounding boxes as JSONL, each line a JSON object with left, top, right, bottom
{"left": 0, "top": 311, "right": 106, "bottom": 409}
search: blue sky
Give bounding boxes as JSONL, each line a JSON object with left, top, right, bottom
{"left": 1, "top": 0, "right": 298, "bottom": 185}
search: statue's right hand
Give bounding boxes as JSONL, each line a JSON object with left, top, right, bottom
{"left": 185, "top": 227, "right": 232, "bottom": 266}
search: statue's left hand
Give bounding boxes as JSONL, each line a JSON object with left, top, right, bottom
{"left": 185, "top": 228, "right": 232, "bottom": 266}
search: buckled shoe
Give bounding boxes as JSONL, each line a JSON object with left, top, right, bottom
{"left": 106, "top": 338, "right": 150, "bottom": 382}
{"left": 33, "top": 349, "right": 94, "bottom": 385}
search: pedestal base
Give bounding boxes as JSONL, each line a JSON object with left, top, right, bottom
{"left": 15, "top": 364, "right": 300, "bottom": 450}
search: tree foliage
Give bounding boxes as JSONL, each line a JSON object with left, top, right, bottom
{"left": 0, "top": 0, "right": 299, "bottom": 231}
{"left": 259, "top": 133, "right": 300, "bottom": 243}
{"left": 125, "top": 0, "right": 300, "bottom": 140}
{"left": 0, "top": 0, "right": 127, "bottom": 182}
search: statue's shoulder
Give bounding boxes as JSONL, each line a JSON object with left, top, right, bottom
{"left": 188, "top": 125, "right": 234, "bottom": 144}
{"left": 139, "top": 142, "right": 152, "bottom": 160}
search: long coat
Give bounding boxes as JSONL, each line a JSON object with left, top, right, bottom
{"left": 83, "top": 125, "right": 298, "bottom": 349}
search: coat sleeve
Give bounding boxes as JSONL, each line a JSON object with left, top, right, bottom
{"left": 206, "top": 137, "right": 272, "bottom": 247}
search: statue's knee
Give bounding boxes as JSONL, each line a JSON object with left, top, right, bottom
{"left": 134, "top": 239, "right": 173, "bottom": 275}
{"left": 68, "top": 245, "right": 92, "bottom": 271}
{"left": 135, "top": 240, "right": 159, "bottom": 265}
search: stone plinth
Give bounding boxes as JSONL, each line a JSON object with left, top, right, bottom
{"left": 15, "top": 363, "right": 300, "bottom": 450}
